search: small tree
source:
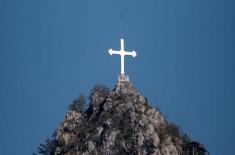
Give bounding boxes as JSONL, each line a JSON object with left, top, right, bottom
{"left": 89, "top": 84, "right": 110, "bottom": 99}
{"left": 166, "top": 123, "right": 180, "bottom": 138}
{"left": 182, "top": 134, "right": 191, "bottom": 144}
{"left": 69, "top": 94, "right": 86, "bottom": 113}
{"left": 37, "top": 138, "right": 54, "bottom": 155}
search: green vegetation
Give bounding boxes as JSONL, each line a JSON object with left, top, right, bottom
{"left": 90, "top": 84, "right": 110, "bottom": 99}
{"left": 166, "top": 123, "right": 181, "bottom": 138}
{"left": 34, "top": 138, "right": 56, "bottom": 155}
{"left": 69, "top": 93, "right": 86, "bottom": 113}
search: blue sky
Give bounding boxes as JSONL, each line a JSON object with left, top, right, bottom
{"left": 0, "top": 0, "right": 235, "bottom": 154}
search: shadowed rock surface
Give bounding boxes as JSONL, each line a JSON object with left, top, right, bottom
{"left": 36, "top": 79, "right": 207, "bottom": 155}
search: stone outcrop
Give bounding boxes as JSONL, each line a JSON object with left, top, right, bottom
{"left": 39, "top": 78, "right": 207, "bottom": 155}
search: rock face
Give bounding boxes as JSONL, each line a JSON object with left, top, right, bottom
{"left": 47, "top": 79, "right": 206, "bottom": 155}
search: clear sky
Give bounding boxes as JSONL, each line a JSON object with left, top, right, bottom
{"left": 0, "top": 0, "right": 235, "bottom": 154}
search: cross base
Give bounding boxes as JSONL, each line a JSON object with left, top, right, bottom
{"left": 118, "top": 74, "right": 129, "bottom": 82}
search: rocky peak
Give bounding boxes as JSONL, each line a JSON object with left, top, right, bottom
{"left": 114, "top": 74, "right": 139, "bottom": 95}
{"left": 36, "top": 79, "right": 207, "bottom": 155}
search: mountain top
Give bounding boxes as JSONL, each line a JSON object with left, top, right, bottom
{"left": 36, "top": 78, "right": 207, "bottom": 155}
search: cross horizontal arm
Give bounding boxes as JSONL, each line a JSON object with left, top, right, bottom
{"left": 124, "top": 51, "right": 137, "bottom": 57}
{"left": 108, "top": 49, "right": 121, "bottom": 55}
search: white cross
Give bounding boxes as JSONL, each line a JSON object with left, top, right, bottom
{"left": 108, "top": 39, "right": 137, "bottom": 74}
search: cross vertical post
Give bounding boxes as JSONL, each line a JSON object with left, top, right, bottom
{"left": 120, "top": 39, "right": 125, "bottom": 74}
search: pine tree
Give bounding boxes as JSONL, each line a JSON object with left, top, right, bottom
{"left": 69, "top": 93, "right": 86, "bottom": 113}
{"left": 37, "top": 138, "right": 52, "bottom": 155}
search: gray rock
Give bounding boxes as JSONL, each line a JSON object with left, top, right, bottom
{"left": 88, "top": 141, "right": 95, "bottom": 152}
{"left": 46, "top": 79, "right": 205, "bottom": 155}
